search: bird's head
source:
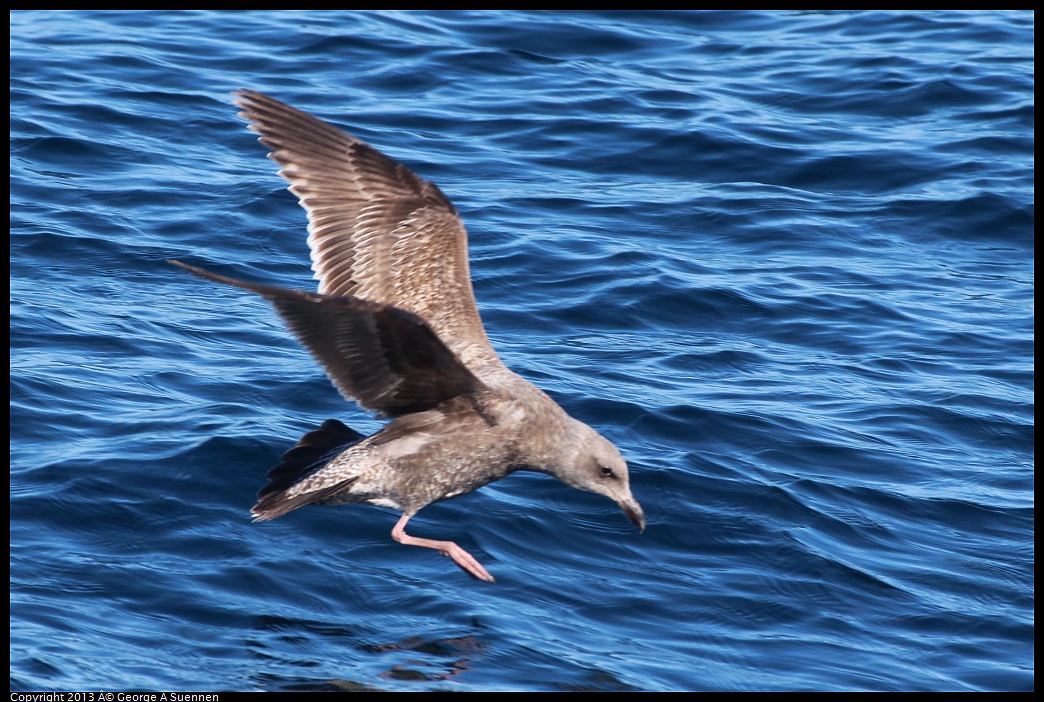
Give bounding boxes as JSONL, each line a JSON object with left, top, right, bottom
{"left": 550, "top": 419, "right": 645, "bottom": 533}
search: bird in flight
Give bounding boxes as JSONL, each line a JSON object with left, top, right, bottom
{"left": 170, "top": 89, "right": 643, "bottom": 582}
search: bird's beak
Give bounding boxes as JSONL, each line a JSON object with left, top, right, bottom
{"left": 618, "top": 495, "right": 646, "bottom": 533}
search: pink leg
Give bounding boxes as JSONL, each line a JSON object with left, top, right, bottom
{"left": 392, "top": 514, "right": 494, "bottom": 582}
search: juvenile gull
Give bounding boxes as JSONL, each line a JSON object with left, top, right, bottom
{"left": 171, "top": 89, "right": 644, "bottom": 582}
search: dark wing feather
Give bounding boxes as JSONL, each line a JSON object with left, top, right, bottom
{"left": 232, "top": 89, "right": 497, "bottom": 368}
{"left": 169, "top": 260, "right": 482, "bottom": 417}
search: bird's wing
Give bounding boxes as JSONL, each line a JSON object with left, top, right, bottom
{"left": 170, "top": 261, "right": 483, "bottom": 417}
{"left": 233, "top": 89, "right": 500, "bottom": 371}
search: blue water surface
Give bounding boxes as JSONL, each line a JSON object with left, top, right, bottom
{"left": 10, "top": 10, "right": 1033, "bottom": 692}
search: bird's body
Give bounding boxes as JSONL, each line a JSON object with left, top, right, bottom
{"left": 171, "top": 90, "right": 643, "bottom": 582}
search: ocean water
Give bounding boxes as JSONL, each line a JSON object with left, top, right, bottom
{"left": 9, "top": 10, "right": 1033, "bottom": 692}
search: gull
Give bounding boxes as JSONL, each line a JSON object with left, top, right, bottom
{"left": 170, "top": 89, "right": 644, "bottom": 582}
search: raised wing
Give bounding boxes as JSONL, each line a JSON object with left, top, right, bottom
{"left": 233, "top": 89, "right": 498, "bottom": 370}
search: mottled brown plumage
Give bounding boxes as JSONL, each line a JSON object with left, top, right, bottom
{"left": 171, "top": 89, "right": 643, "bottom": 582}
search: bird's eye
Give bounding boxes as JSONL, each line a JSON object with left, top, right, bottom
{"left": 600, "top": 465, "right": 616, "bottom": 479}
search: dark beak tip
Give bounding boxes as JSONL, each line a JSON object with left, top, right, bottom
{"left": 619, "top": 499, "right": 646, "bottom": 533}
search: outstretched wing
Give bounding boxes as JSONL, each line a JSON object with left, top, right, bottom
{"left": 233, "top": 89, "right": 499, "bottom": 371}
{"left": 170, "top": 260, "right": 483, "bottom": 417}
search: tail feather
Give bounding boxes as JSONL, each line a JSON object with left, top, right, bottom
{"left": 252, "top": 418, "right": 367, "bottom": 521}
